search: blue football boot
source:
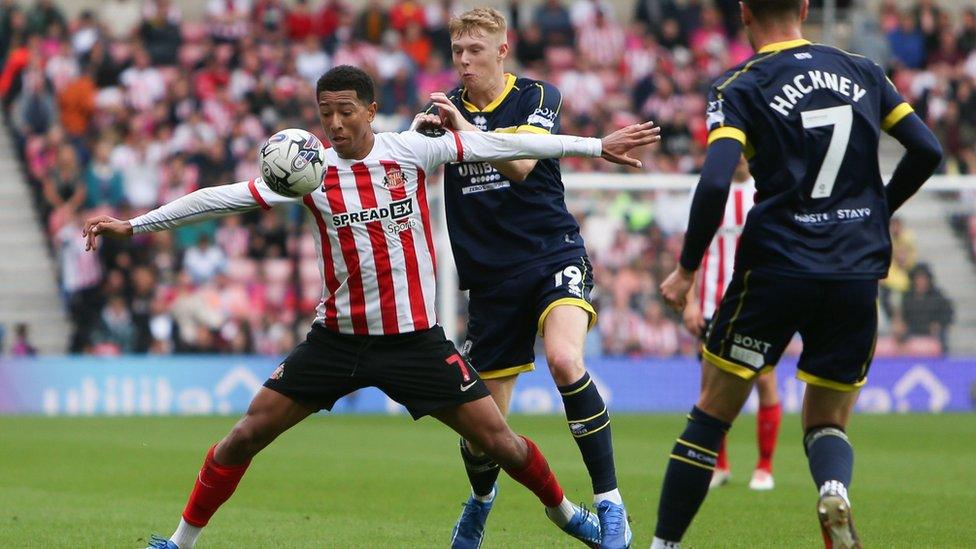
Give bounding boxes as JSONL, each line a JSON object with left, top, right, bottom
{"left": 596, "top": 500, "right": 633, "bottom": 548}
{"left": 450, "top": 484, "right": 497, "bottom": 548}
{"left": 554, "top": 503, "right": 602, "bottom": 548}
{"left": 145, "top": 534, "right": 179, "bottom": 549}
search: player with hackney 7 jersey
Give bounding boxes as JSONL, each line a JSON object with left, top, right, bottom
{"left": 82, "top": 66, "right": 659, "bottom": 549}
{"left": 652, "top": 1, "right": 942, "bottom": 548}
{"left": 413, "top": 9, "right": 637, "bottom": 548}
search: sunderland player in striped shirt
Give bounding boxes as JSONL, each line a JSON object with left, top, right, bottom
{"left": 653, "top": 1, "right": 941, "bottom": 548}
{"left": 683, "top": 156, "right": 781, "bottom": 491}
{"left": 82, "top": 66, "right": 660, "bottom": 549}
{"left": 413, "top": 8, "right": 633, "bottom": 548}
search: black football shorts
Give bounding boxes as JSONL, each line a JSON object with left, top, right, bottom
{"left": 703, "top": 269, "right": 878, "bottom": 391}
{"left": 264, "top": 324, "right": 490, "bottom": 419}
{"left": 462, "top": 255, "right": 597, "bottom": 380}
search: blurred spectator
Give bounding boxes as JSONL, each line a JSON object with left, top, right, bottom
{"left": 355, "top": 0, "right": 388, "bottom": 45}
{"left": 57, "top": 68, "right": 95, "bottom": 137}
{"left": 895, "top": 264, "right": 954, "bottom": 353}
{"left": 285, "top": 0, "right": 316, "bottom": 41}
{"left": 25, "top": 0, "right": 65, "bottom": 36}
{"left": 91, "top": 293, "right": 136, "bottom": 354}
{"left": 10, "top": 69, "right": 57, "bottom": 138}
{"left": 577, "top": 9, "right": 625, "bottom": 68}
{"left": 535, "top": 0, "right": 574, "bottom": 46}
{"left": 183, "top": 234, "right": 227, "bottom": 285}
{"left": 41, "top": 145, "right": 86, "bottom": 218}
{"left": 635, "top": 299, "right": 680, "bottom": 356}
{"left": 139, "top": 1, "right": 182, "bottom": 65}
{"left": 84, "top": 139, "right": 125, "bottom": 209}
{"left": 389, "top": 0, "right": 426, "bottom": 33}
{"left": 10, "top": 323, "right": 37, "bottom": 356}
{"left": 207, "top": 0, "right": 251, "bottom": 43}
{"left": 571, "top": 0, "right": 615, "bottom": 29}
{"left": 888, "top": 12, "right": 925, "bottom": 68}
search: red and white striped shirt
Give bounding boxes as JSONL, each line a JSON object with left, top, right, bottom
{"left": 129, "top": 130, "right": 602, "bottom": 335}
{"left": 696, "top": 177, "right": 755, "bottom": 319}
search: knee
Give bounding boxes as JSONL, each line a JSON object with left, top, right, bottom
{"left": 546, "top": 349, "right": 585, "bottom": 386}
{"left": 477, "top": 429, "right": 523, "bottom": 469}
{"left": 223, "top": 420, "right": 272, "bottom": 460}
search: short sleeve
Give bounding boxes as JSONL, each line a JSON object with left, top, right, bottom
{"left": 876, "top": 63, "right": 914, "bottom": 133}
{"left": 705, "top": 79, "right": 750, "bottom": 148}
{"left": 515, "top": 81, "right": 562, "bottom": 135}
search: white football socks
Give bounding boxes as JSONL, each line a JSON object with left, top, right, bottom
{"left": 594, "top": 488, "right": 623, "bottom": 506}
{"left": 170, "top": 518, "right": 202, "bottom": 549}
{"left": 544, "top": 497, "right": 577, "bottom": 527}
{"left": 651, "top": 536, "right": 681, "bottom": 549}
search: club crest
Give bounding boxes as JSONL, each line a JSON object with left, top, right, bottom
{"left": 383, "top": 168, "right": 407, "bottom": 189}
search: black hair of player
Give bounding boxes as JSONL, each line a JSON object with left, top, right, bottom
{"left": 316, "top": 65, "right": 376, "bottom": 105}
{"left": 743, "top": 0, "right": 803, "bottom": 22}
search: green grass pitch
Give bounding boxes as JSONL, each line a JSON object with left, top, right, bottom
{"left": 1, "top": 413, "right": 974, "bottom": 547}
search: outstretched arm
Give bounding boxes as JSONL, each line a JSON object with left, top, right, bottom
{"left": 84, "top": 178, "right": 295, "bottom": 250}
{"left": 424, "top": 91, "right": 661, "bottom": 168}
{"left": 659, "top": 138, "right": 742, "bottom": 311}
{"left": 401, "top": 121, "right": 660, "bottom": 173}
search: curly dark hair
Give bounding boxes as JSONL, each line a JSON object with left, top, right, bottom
{"left": 316, "top": 65, "right": 376, "bottom": 105}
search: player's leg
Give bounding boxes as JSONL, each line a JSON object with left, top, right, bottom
{"left": 153, "top": 326, "right": 362, "bottom": 549}
{"left": 432, "top": 396, "right": 602, "bottom": 548}
{"left": 449, "top": 376, "right": 515, "bottom": 548}
{"left": 653, "top": 270, "right": 796, "bottom": 548}
{"left": 698, "top": 318, "right": 730, "bottom": 490}
{"left": 796, "top": 279, "right": 876, "bottom": 549}
{"left": 449, "top": 279, "right": 537, "bottom": 546}
{"left": 457, "top": 375, "right": 516, "bottom": 501}
{"left": 372, "top": 326, "right": 600, "bottom": 547}
{"left": 804, "top": 386, "right": 861, "bottom": 549}
{"left": 651, "top": 360, "right": 753, "bottom": 549}
{"left": 541, "top": 298, "right": 631, "bottom": 548}
{"left": 749, "top": 371, "right": 781, "bottom": 490}
{"left": 156, "top": 388, "right": 317, "bottom": 549}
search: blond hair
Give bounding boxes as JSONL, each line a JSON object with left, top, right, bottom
{"left": 449, "top": 7, "right": 507, "bottom": 41}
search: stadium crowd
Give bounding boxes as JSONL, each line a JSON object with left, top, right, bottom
{"left": 0, "top": 0, "right": 965, "bottom": 356}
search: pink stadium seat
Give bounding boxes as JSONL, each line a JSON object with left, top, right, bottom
{"left": 902, "top": 336, "right": 943, "bottom": 357}
{"left": 300, "top": 261, "right": 320, "bottom": 283}
{"left": 226, "top": 258, "right": 258, "bottom": 283}
{"left": 263, "top": 259, "right": 293, "bottom": 284}
{"left": 872, "top": 335, "right": 899, "bottom": 358}
{"left": 545, "top": 47, "right": 575, "bottom": 71}
{"left": 299, "top": 233, "right": 317, "bottom": 258}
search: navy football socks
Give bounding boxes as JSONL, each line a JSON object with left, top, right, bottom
{"left": 655, "top": 406, "right": 730, "bottom": 542}
{"left": 558, "top": 372, "right": 617, "bottom": 493}
{"left": 805, "top": 425, "right": 854, "bottom": 497}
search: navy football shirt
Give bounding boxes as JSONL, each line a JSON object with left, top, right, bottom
{"left": 425, "top": 74, "right": 586, "bottom": 290}
{"left": 706, "top": 39, "right": 914, "bottom": 279}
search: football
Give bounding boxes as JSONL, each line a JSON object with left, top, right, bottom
{"left": 259, "top": 128, "right": 327, "bottom": 197}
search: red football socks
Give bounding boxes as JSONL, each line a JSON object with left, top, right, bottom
{"left": 181, "top": 444, "right": 251, "bottom": 527}
{"left": 502, "top": 436, "right": 564, "bottom": 507}
{"left": 716, "top": 437, "right": 729, "bottom": 471}
{"left": 756, "top": 403, "right": 782, "bottom": 472}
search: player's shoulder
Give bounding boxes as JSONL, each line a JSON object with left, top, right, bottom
{"left": 808, "top": 43, "right": 885, "bottom": 74}
{"left": 708, "top": 53, "right": 770, "bottom": 96}
{"left": 513, "top": 76, "right": 560, "bottom": 100}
